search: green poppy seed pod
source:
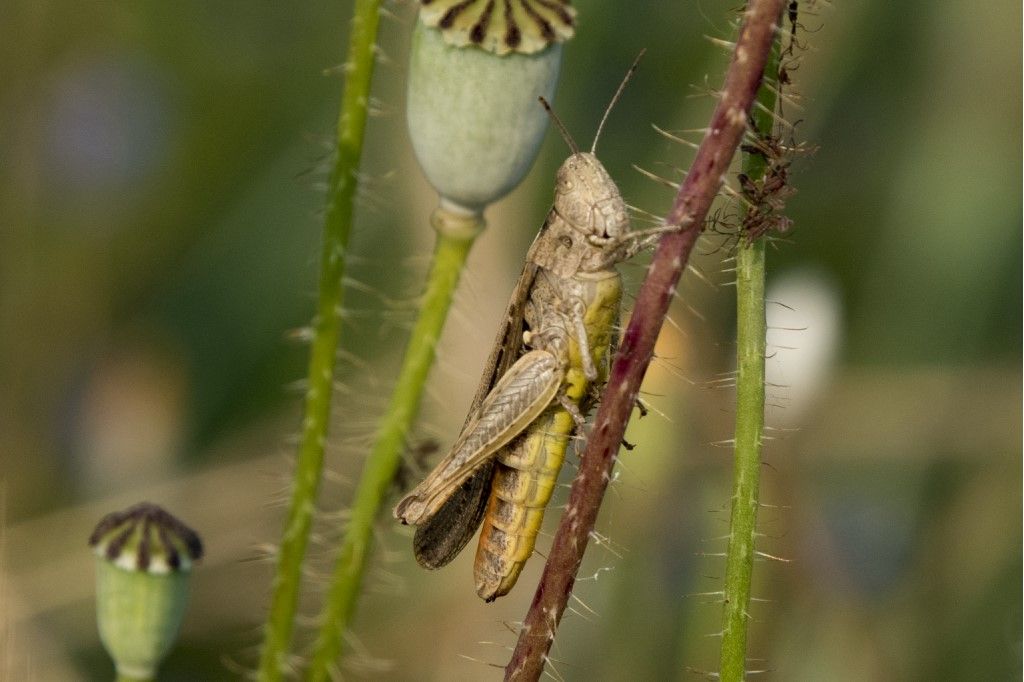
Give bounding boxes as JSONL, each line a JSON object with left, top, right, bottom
{"left": 90, "top": 503, "right": 203, "bottom": 681}
{"left": 407, "top": 1, "right": 576, "bottom": 219}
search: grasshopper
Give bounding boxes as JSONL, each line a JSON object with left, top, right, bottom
{"left": 395, "top": 59, "right": 670, "bottom": 601}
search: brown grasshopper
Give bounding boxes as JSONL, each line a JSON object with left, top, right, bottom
{"left": 395, "top": 58, "right": 671, "bottom": 601}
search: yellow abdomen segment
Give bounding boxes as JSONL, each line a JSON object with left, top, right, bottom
{"left": 474, "top": 271, "right": 621, "bottom": 601}
{"left": 474, "top": 408, "right": 573, "bottom": 600}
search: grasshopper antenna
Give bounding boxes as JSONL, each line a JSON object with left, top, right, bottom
{"left": 591, "top": 49, "right": 647, "bottom": 154}
{"left": 539, "top": 96, "right": 580, "bottom": 156}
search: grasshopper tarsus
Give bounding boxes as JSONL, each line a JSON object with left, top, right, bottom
{"left": 559, "top": 393, "right": 587, "bottom": 429}
{"left": 621, "top": 438, "right": 636, "bottom": 451}
{"left": 634, "top": 397, "right": 650, "bottom": 419}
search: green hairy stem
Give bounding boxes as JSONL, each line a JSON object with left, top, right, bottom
{"left": 719, "top": 238, "right": 767, "bottom": 681}
{"left": 257, "top": 1, "right": 382, "bottom": 678}
{"left": 308, "top": 218, "right": 480, "bottom": 681}
{"left": 718, "top": 21, "right": 783, "bottom": 682}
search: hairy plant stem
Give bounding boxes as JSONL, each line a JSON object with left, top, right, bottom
{"left": 308, "top": 215, "right": 481, "bottom": 681}
{"left": 256, "top": 2, "right": 382, "bottom": 678}
{"left": 504, "top": 2, "right": 785, "bottom": 679}
{"left": 720, "top": 239, "right": 767, "bottom": 681}
{"left": 718, "top": 18, "right": 782, "bottom": 681}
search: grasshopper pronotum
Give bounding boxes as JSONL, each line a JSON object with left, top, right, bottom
{"left": 395, "top": 58, "right": 671, "bottom": 601}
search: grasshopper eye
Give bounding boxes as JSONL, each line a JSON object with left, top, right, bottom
{"left": 559, "top": 235, "right": 573, "bottom": 249}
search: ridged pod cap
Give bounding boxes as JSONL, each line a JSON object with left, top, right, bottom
{"left": 408, "top": 1, "right": 576, "bottom": 217}
{"left": 420, "top": 0, "right": 575, "bottom": 56}
{"left": 90, "top": 503, "right": 203, "bottom": 681}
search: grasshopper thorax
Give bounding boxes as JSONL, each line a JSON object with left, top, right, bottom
{"left": 533, "top": 152, "right": 630, "bottom": 279}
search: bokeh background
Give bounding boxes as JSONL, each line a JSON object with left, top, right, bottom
{"left": 2, "top": 1, "right": 1020, "bottom": 680}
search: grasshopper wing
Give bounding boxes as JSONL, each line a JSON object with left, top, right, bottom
{"left": 396, "top": 256, "right": 541, "bottom": 569}
{"left": 411, "top": 465, "right": 494, "bottom": 569}
{"left": 395, "top": 348, "right": 561, "bottom": 527}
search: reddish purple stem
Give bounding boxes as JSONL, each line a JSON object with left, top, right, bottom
{"left": 504, "top": 2, "right": 785, "bottom": 679}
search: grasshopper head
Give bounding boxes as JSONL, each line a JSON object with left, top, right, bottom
{"left": 535, "top": 153, "right": 630, "bottom": 277}
{"left": 554, "top": 153, "right": 629, "bottom": 240}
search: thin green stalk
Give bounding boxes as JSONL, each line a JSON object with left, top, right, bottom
{"left": 719, "top": 237, "right": 766, "bottom": 682}
{"left": 116, "top": 674, "right": 150, "bottom": 682}
{"left": 718, "top": 24, "right": 782, "bottom": 682}
{"left": 257, "top": 2, "right": 382, "bottom": 679}
{"left": 308, "top": 216, "right": 481, "bottom": 681}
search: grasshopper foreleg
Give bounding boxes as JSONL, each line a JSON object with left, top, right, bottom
{"left": 590, "top": 222, "right": 690, "bottom": 268}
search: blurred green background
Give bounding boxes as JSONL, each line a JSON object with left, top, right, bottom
{"left": 2, "top": 1, "right": 1020, "bottom": 680}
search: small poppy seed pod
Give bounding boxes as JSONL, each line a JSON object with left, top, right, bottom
{"left": 90, "top": 503, "right": 203, "bottom": 681}
{"left": 407, "top": 1, "right": 576, "bottom": 216}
